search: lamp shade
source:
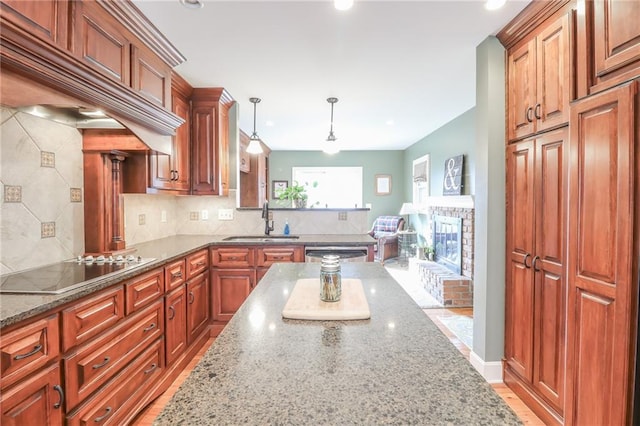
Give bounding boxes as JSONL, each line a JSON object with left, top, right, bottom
{"left": 399, "top": 202, "right": 418, "bottom": 215}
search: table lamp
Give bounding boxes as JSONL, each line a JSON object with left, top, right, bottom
{"left": 399, "top": 202, "right": 418, "bottom": 231}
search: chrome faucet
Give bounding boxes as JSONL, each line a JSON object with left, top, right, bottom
{"left": 262, "top": 200, "right": 274, "bottom": 235}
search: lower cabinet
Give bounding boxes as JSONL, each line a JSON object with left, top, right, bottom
{"left": 164, "top": 286, "right": 187, "bottom": 366}
{"left": 1, "top": 363, "right": 63, "bottom": 426}
{"left": 186, "top": 272, "right": 210, "bottom": 345}
{"left": 211, "top": 269, "right": 255, "bottom": 322}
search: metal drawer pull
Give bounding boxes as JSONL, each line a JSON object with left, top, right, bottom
{"left": 171, "top": 271, "right": 183, "bottom": 278}
{"left": 189, "top": 292, "right": 195, "bottom": 304}
{"left": 196, "top": 261, "right": 206, "bottom": 266}
{"left": 94, "top": 407, "right": 112, "bottom": 423}
{"left": 168, "top": 306, "right": 176, "bottom": 320}
{"left": 532, "top": 255, "right": 541, "bottom": 272}
{"left": 525, "top": 106, "right": 533, "bottom": 123}
{"left": 53, "top": 385, "right": 64, "bottom": 409}
{"left": 14, "top": 344, "right": 43, "bottom": 360}
{"left": 523, "top": 253, "right": 531, "bottom": 269}
{"left": 229, "top": 256, "right": 238, "bottom": 260}
{"left": 534, "top": 103, "right": 541, "bottom": 120}
{"left": 143, "top": 323, "right": 156, "bottom": 332}
{"left": 92, "top": 356, "right": 110, "bottom": 370}
{"left": 144, "top": 363, "right": 157, "bottom": 374}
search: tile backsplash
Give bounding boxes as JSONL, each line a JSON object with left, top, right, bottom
{"left": 1, "top": 107, "right": 84, "bottom": 274}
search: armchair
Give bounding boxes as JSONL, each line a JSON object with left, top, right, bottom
{"left": 367, "top": 216, "right": 405, "bottom": 264}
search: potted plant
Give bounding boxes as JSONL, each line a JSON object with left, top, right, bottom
{"left": 278, "top": 181, "right": 317, "bottom": 208}
{"left": 424, "top": 245, "right": 435, "bottom": 261}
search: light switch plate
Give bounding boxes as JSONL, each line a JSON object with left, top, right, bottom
{"left": 161, "top": 210, "right": 167, "bottom": 223}
{"left": 218, "top": 209, "right": 234, "bottom": 220}
{"left": 201, "top": 210, "right": 209, "bottom": 220}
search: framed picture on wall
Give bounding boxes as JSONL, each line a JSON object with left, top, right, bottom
{"left": 375, "top": 174, "right": 392, "bottom": 195}
{"left": 272, "top": 180, "right": 288, "bottom": 198}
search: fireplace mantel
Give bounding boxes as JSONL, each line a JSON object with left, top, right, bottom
{"left": 419, "top": 195, "right": 474, "bottom": 211}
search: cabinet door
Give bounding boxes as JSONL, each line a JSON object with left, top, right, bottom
{"left": 72, "top": 1, "right": 130, "bottom": 85}
{"left": 1, "top": 363, "right": 63, "bottom": 426}
{"left": 536, "top": 13, "right": 570, "bottom": 133}
{"left": 165, "top": 258, "right": 186, "bottom": 292}
{"left": 211, "top": 269, "right": 254, "bottom": 322}
{"left": 0, "top": 0, "right": 69, "bottom": 48}
{"left": 256, "top": 246, "right": 304, "bottom": 267}
{"left": 239, "top": 132, "right": 250, "bottom": 173}
{"left": 191, "top": 102, "right": 219, "bottom": 195}
{"left": 211, "top": 247, "right": 255, "bottom": 269}
{"left": 172, "top": 92, "right": 191, "bottom": 191}
{"left": 566, "top": 82, "right": 637, "bottom": 426}
{"left": 508, "top": 39, "right": 537, "bottom": 141}
{"left": 532, "top": 129, "right": 566, "bottom": 413}
{"left": 131, "top": 45, "right": 171, "bottom": 108}
{"left": 165, "top": 286, "right": 187, "bottom": 366}
{"left": 186, "top": 273, "right": 210, "bottom": 345}
{"left": 591, "top": 0, "right": 640, "bottom": 92}
{"left": 505, "top": 140, "right": 536, "bottom": 380}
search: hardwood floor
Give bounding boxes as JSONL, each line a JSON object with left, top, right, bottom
{"left": 425, "top": 307, "right": 545, "bottom": 425}
{"left": 134, "top": 310, "right": 544, "bottom": 425}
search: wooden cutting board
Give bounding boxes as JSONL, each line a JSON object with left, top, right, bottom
{"left": 282, "top": 278, "right": 370, "bottom": 320}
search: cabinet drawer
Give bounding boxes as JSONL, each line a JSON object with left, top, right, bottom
{"left": 256, "top": 246, "right": 304, "bottom": 267}
{"left": 64, "top": 300, "right": 163, "bottom": 410}
{"left": 0, "top": 314, "right": 60, "bottom": 390}
{"left": 186, "top": 249, "right": 209, "bottom": 279}
{"left": 66, "top": 339, "right": 164, "bottom": 426}
{"left": 210, "top": 247, "right": 254, "bottom": 268}
{"left": 62, "top": 286, "right": 125, "bottom": 352}
{"left": 164, "top": 259, "right": 186, "bottom": 292}
{"left": 125, "top": 268, "right": 164, "bottom": 314}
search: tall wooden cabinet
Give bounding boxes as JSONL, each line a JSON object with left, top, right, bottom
{"left": 505, "top": 128, "right": 567, "bottom": 423}
{"left": 239, "top": 130, "right": 271, "bottom": 208}
{"left": 501, "top": 1, "right": 640, "bottom": 424}
{"left": 565, "top": 81, "right": 639, "bottom": 426}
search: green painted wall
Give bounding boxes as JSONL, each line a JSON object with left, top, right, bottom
{"left": 268, "top": 150, "right": 405, "bottom": 227}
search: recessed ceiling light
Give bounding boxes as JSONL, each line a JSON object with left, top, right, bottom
{"left": 334, "top": 0, "right": 354, "bottom": 11}
{"left": 485, "top": 0, "right": 506, "bottom": 11}
{"left": 386, "top": 120, "right": 395, "bottom": 126}
{"left": 180, "top": 0, "right": 203, "bottom": 10}
{"left": 266, "top": 120, "right": 275, "bottom": 127}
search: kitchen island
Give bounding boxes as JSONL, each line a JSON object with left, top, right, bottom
{"left": 154, "top": 262, "right": 520, "bottom": 425}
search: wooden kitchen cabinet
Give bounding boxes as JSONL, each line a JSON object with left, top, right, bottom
{"left": 211, "top": 269, "right": 255, "bottom": 322}
{"left": 0, "top": 314, "right": 59, "bottom": 390}
{"left": 240, "top": 133, "right": 271, "bottom": 208}
{"left": 239, "top": 130, "right": 251, "bottom": 173}
{"left": 507, "top": 12, "right": 571, "bottom": 141}
{"left": 131, "top": 43, "right": 171, "bottom": 109}
{"left": 191, "top": 88, "right": 233, "bottom": 196}
{"left": 165, "top": 286, "right": 187, "bottom": 366}
{"left": 1, "top": 363, "right": 63, "bottom": 426}
{"left": 186, "top": 249, "right": 209, "bottom": 278}
{"left": 186, "top": 272, "right": 210, "bottom": 345}
{"left": 164, "top": 258, "right": 187, "bottom": 292}
{"left": 505, "top": 128, "right": 567, "bottom": 423}
{"left": 577, "top": 0, "right": 640, "bottom": 96}
{"left": 0, "top": 0, "right": 69, "bottom": 48}
{"left": 149, "top": 72, "right": 192, "bottom": 193}
{"left": 124, "top": 267, "right": 164, "bottom": 315}
{"left": 256, "top": 246, "right": 304, "bottom": 267}
{"left": 211, "top": 247, "right": 255, "bottom": 269}
{"left": 72, "top": 0, "right": 131, "bottom": 85}
{"left": 564, "top": 81, "right": 639, "bottom": 426}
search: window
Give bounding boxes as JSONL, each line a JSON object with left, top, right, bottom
{"left": 292, "top": 167, "right": 363, "bottom": 208}
{"left": 412, "top": 154, "right": 430, "bottom": 209}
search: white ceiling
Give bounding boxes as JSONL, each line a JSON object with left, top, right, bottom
{"left": 133, "top": 0, "right": 529, "bottom": 151}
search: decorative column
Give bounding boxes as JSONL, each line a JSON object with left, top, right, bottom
{"left": 109, "top": 153, "right": 126, "bottom": 252}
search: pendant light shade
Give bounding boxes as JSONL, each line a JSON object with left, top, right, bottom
{"left": 334, "top": 0, "right": 354, "bottom": 11}
{"left": 323, "top": 97, "right": 340, "bottom": 154}
{"left": 247, "top": 97, "right": 264, "bottom": 154}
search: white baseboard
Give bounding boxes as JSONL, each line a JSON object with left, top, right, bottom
{"left": 470, "top": 351, "right": 503, "bottom": 383}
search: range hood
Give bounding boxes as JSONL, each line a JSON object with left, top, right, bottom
{"left": 18, "top": 105, "right": 126, "bottom": 130}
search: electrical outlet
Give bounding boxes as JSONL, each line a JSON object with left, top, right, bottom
{"left": 201, "top": 210, "right": 209, "bottom": 220}
{"left": 138, "top": 214, "right": 146, "bottom": 225}
{"left": 161, "top": 210, "right": 167, "bottom": 223}
{"left": 218, "top": 209, "right": 234, "bottom": 220}
{"left": 338, "top": 211, "right": 347, "bottom": 221}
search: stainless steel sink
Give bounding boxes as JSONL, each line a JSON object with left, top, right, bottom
{"left": 222, "top": 235, "right": 300, "bottom": 242}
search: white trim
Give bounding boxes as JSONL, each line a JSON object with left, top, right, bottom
{"left": 420, "top": 195, "right": 474, "bottom": 210}
{"left": 470, "top": 351, "right": 503, "bottom": 383}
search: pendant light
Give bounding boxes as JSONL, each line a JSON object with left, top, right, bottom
{"left": 247, "top": 97, "right": 264, "bottom": 154}
{"left": 323, "top": 97, "right": 340, "bottom": 155}
{"left": 334, "top": 0, "right": 354, "bottom": 11}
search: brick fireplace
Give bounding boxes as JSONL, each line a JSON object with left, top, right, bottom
{"left": 418, "top": 196, "right": 474, "bottom": 307}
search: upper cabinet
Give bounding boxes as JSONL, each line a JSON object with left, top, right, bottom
{"left": 577, "top": 0, "right": 640, "bottom": 97}
{"left": 507, "top": 12, "right": 571, "bottom": 141}
{"left": 0, "top": 0, "right": 185, "bottom": 136}
{"left": 191, "top": 88, "right": 234, "bottom": 196}
{"left": 149, "top": 72, "right": 192, "bottom": 192}
{"left": 0, "top": 0, "right": 69, "bottom": 48}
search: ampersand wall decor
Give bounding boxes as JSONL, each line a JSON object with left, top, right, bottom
{"left": 443, "top": 155, "right": 463, "bottom": 196}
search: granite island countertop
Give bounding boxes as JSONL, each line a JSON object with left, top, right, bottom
{"left": 0, "top": 234, "right": 375, "bottom": 328}
{"left": 154, "top": 262, "right": 521, "bottom": 425}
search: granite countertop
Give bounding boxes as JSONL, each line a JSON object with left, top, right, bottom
{"left": 154, "top": 263, "right": 521, "bottom": 425}
{"left": 0, "top": 234, "right": 375, "bottom": 329}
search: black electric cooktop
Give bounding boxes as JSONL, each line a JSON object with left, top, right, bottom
{"left": 0, "top": 258, "right": 155, "bottom": 295}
